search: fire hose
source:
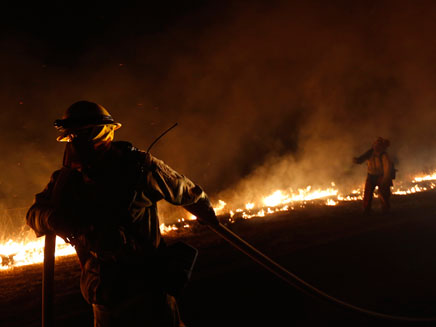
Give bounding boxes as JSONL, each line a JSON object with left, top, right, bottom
{"left": 208, "top": 223, "right": 436, "bottom": 325}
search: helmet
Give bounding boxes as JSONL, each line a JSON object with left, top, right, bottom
{"left": 54, "top": 101, "right": 121, "bottom": 142}
{"left": 372, "top": 137, "right": 390, "bottom": 152}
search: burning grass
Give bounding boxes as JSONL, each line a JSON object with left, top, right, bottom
{"left": 3, "top": 189, "right": 436, "bottom": 327}
{"left": 1, "top": 170, "right": 436, "bottom": 271}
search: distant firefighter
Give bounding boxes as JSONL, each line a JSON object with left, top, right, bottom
{"left": 353, "top": 137, "right": 395, "bottom": 215}
{"left": 26, "top": 101, "right": 219, "bottom": 326}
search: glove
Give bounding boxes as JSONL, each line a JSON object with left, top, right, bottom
{"left": 47, "top": 208, "right": 92, "bottom": 239}
{"left": 184, "top": 197, "right": 219, "bottom": 226}
{"left": 196, "top": 210, "right": 219, "bottom": 226}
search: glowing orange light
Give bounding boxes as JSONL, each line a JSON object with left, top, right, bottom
{"left": 2, "top": 170, "right": 436, "bottom": 270}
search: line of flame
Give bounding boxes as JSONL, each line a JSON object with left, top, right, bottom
{"left": 1, "top": 172, "right": 436, "bottom": 270}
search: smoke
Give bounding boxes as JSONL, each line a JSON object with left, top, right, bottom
{"left": 1, "top": 0, "right": 436, "bottom": 226}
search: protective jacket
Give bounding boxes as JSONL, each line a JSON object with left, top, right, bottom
{"left": 26, "top": 141, "right": 214, "bottom": 306}
{"left": 354, "top": 147, "right": 395, "bottom": 214}
{"left": 354, "top": 148, "right": 394, "bottom": 182}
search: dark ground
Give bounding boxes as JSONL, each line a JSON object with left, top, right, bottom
{"left": 2, "top": 191, "right": 436, "bottom": 327}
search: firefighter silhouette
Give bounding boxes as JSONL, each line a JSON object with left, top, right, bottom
{"left": 27, "top": 101, "right": 219, "bottom": 326}
{"left": 354, "top": 137, "right": 395, "bottom": 214}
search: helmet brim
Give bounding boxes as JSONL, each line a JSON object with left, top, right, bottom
{"left": 56, "top": 122, "right": 122, "bottom": 142}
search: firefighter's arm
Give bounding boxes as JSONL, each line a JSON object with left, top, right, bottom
{"left": 144, "top": 153, "right": 219, "bottom": 226}
{"left": 183, "top": 193, "right": 219, "bottom": 226}
{"left": 26, "top": 171, "right": 60, "bottom": 237}
{"left": 353, "top": 148, "right": 373, "bottom": 164}
{"left": 26, "top": 170, "right": 82, "bottom": 238}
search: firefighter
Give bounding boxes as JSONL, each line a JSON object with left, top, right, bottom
{"left": 26, "top": 101, "right": 219, "bottom": 327}
{"left": 353, "top": 137, "right": 394, "bottom": 215}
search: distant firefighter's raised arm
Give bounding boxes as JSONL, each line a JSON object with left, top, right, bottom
{"left": 353, "top": 148, "right": 373, "bottom": 164}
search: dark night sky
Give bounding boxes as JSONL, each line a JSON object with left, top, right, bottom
{"left": 1, "top": 0, "right": 436, "bottom": 224}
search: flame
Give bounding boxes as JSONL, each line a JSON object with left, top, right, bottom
{"left": 0, "top": 235, "right": 75, "bottom": 270}
{"left": 213, "top": 200, "right": 227, "bottom": 213}
{"left": 393, "top": 183, "right": 435, "bottom": 195}
{"left": 159, "top": 223, "right": 178, "bottom": 234}
{"left": 263, "top": 190, "right": 289, "bottom": 207}
{"left": 413, "top": 173, "right": 436, "bottom": 183}
{"left": 2, "top": 171, "right": 436, "bottom": 270}
{"left": 262, "top": 187, "right": 338, "bottom": 207}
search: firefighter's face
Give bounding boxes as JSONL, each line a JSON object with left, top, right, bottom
{"left": 67, "top": 125, "right": 114, "bottom": 145}
{"left": 69, "top": 127, "right": 95, "bottom": 143}
{"left": 69, "top": 128, "right": 98, "bottom": 161}
{"left": 67, "top": 125, "right": 115, "bottom": 159}
{"left": 373, "top": 144, "right": 383, "bottom": 154}
{"left": 372, "top": 138, "right": 386, "bottom": 154}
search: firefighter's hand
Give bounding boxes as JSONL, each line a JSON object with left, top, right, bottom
{"left": 47, "top": 209, "right": 90, "bottom": 239}
{"left": 184, "top": 197, "right": 220, "bottom": 226}
{"left": 196, "top": 211, "right": 220, "bottom": 226}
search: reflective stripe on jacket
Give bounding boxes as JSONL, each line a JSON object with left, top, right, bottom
{"left": 367, "top": 152, "right": 392, "bottom": 178}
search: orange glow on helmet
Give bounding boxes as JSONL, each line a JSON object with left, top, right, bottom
{"left": 54, "top": 101, "right": 121, "bottom": 142}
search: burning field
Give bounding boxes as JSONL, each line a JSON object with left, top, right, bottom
{"left": 1, "top": 170, "right": 435, "bottom": 271}
{"left": 2, "top": 1, "right": 436, "bottom": 326}
{"left": 2, "top": 172, "right": 436, "bottom": 326}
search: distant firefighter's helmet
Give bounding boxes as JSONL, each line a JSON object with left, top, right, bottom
{"left": 54, "top": 101, "right": 121, "bottom": 142}
{"left": 372, "top": 137, "right": 390, "bottom": 152}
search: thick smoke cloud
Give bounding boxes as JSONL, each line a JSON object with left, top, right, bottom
{"left": 1, "top": 0, "right": 436, "bottom": 229}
